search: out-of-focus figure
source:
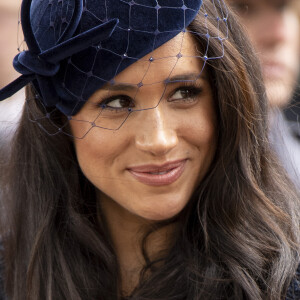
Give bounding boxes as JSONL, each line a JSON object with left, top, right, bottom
{"left": 227, "top": 0, "right": 300, "bottom": 187}
{"left": 0, "top": 0, "right": 24, "bottom": 148}
{"left": 228, "top": 0, "right": 300, "bottom": 108}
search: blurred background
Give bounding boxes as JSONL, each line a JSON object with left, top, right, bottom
{"left": 227, "top": 0, "right": 300, "bottom": 119}
{"left": 227, "top": 0, "right": 300, "bottom": 185}
{"left": 0, "top": 0, "right": 21, "bottom": 87}
{"left": 0, "top": 0, "right": 24, "bottom": 146}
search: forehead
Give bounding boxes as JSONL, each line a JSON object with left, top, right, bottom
{"left": 111, "top": 32, "right": 204, "bottom": 85}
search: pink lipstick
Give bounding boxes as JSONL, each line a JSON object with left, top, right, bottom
{"left": 127, "top": 160, "right": 187, "bottom": 186}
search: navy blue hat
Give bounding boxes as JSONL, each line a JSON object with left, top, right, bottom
{"left": 0, "top": 0, "right": 203, "bottom": 116}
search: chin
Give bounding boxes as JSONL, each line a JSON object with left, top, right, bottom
{"left": 266, "top": 82, "right": 293, "bottom": 109}
{"left": 138, "top": 195, "right": 190, "bottom": 221}
{"left": 141, "top": 211, "right": 180, "bottom": 221}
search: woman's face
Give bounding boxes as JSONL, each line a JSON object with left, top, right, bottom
{"left": 70, "top": 33, "right": 217, "bottom": 221}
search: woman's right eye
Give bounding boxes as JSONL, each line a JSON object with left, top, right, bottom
{"left": 100, "top": 96, "right": 134, "bottom": 110}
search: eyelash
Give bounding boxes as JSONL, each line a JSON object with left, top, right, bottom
{"left": 97, "top": 83, "right": 204, "bottom": 112}
{"left": 169, "top": 84, "right": 203, "bottom": 103}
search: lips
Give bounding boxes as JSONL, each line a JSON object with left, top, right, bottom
{"left": 261, "top": 61, "right": 287, "bottom": 79}
{"left": 127, "top": 159, "right": 187, "bottom": 186}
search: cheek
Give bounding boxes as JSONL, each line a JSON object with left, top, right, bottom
{"left": 177, "top": 107, "right": 218, "bottom": 185}
{"left": 73, "top": 139, "right": 105, "bottom": 185}
{"left": 289, "top": 28, "right": 300, "bottom": 70}
{"left": 71, "top": 126, "right": 127, "bottom": 185}
{"left": 194, "top": 117, "right": 217, "bottom": 166}
{"left": 180, "top": 104, "right": 217, "bottom": 153}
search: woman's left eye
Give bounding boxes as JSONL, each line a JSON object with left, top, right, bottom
{"left": 169, "top": 87, "right": 202, "bottom": 102}
{"left": 106, "top": 97, "right": 132, "bottom": 108}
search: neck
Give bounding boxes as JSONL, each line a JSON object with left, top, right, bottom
{"left": 97, "top": 192, "right": 176, "bottom": 296}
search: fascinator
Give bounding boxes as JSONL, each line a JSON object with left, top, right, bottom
{"left": 0, "top": 0, "right": 228, "bottom": 135}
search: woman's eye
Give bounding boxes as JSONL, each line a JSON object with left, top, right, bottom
{"left": 101, "top": 96, "right": 133, "bottom": 109}
{"left": 235, "top": 4, "right": 249, "bottom": 13}
{"left": 170, "top": 87, "right": 202, "bottom": 102}
{"left": 230, "top": 2, "right": 251, "bottom": 16}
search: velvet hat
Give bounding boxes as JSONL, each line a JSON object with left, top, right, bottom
{"left": 0, "top": 0, "right": 203, "bottom": 116}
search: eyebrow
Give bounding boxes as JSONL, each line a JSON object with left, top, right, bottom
{"left": 165, "top": 73, "right": 207, "bottom": 83}
{"left": 101, "top": 83, "right": 138, "bottom": 92}
{"left": 101, "top": 72, "right": 207, "bottom": 92}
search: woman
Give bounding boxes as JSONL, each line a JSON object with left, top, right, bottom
{"left": 0, "top": 0, "right": 299, "bottom": 299}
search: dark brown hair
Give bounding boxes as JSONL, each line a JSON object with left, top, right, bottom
{"left": 1, "top": 1, "right": 300, "bottom": 299}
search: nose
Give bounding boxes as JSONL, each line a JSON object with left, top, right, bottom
{"left": 134, "top": 106, "right": 178, "bottom": 156}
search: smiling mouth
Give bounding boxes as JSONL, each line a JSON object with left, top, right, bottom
{"left": 127, "top": 160, "right": 187, "bottom": 186}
